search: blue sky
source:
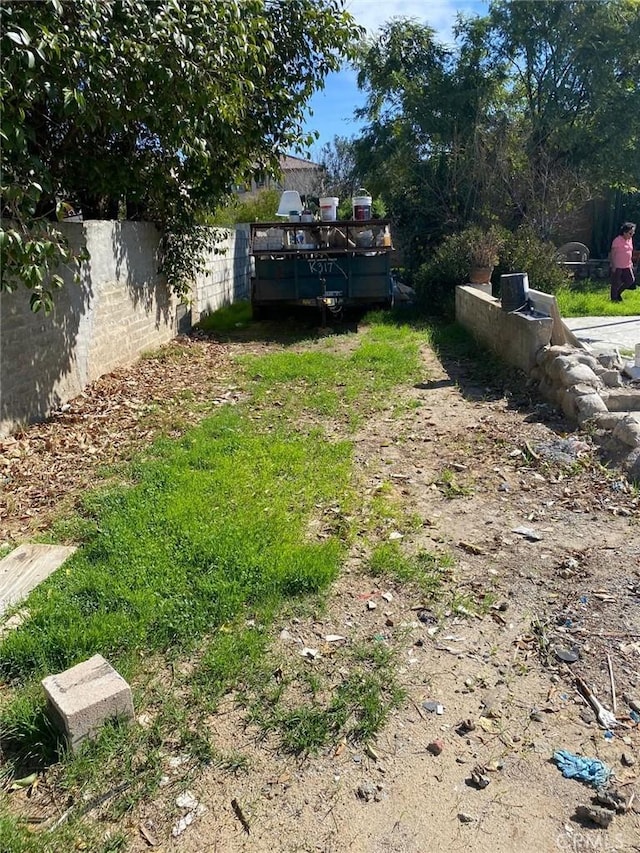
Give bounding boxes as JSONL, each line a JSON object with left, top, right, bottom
{"left": 303, "top": 0, "right": 489, "bottom": 159}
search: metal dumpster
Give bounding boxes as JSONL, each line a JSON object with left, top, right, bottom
{"left": 250, "top": 220, "right": 394, "bottom": 319}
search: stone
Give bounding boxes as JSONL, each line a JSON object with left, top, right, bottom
{"left": 41, "top": 654, "right": 134, "bottom": 751}
{"left": 613, "top": 415, "right": 640, "bottom": 448}
{"left": 592, "top": 411, "right": 627, "bottom": 431}
{"left": 601, "top": 370, "right": 624, "bottom": 388}
{"left": 556, "top": 361, "right": 602, "bottom": 389}
{"left": 594, "top": 348, "right": 623, "bottom": 370}
{"left": 575, "top": 392, "right": 608, "bottom": 423}
{"left": 601, "top": 389, "right": 640, "bottom": 412}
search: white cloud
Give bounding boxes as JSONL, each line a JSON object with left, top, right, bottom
{"left": 345, "top": 0, "right": 487, "bottom": 44}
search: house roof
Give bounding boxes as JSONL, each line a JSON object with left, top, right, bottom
{"left": 279, "top": 154, "right": 322, "bottom": 170}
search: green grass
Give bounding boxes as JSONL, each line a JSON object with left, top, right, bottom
{"left": 555, "top": 279, "right": 640, "bottom": 317}
{"left": 197, "top": 300, "right": 253, "bottom": 332}
{"left": 0, "top": 314, "right": 437, "bottom": 849}
{"left": 249, "top": 641, "right": 404, "bottom": 755}
{"left": 367, "top": 542, "right": 453, "bottom": 594}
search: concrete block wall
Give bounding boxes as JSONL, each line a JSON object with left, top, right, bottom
{"left": 0, "top": 221, "right": 251, "bottom": 436}
{"left": 193, "top": 225, "right": 250, "bottom": 322}
{"left": 455, "top": 285, "right": 554, "bottom": 372}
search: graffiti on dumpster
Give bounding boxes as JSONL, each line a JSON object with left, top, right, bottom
{"left": 308, "top": 259, "right": 346, "bottom": 278}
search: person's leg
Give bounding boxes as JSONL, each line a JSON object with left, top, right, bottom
{"left": 610, "top": 269, "right": 623, "bottom": 301}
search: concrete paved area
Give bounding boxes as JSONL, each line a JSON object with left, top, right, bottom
{"left": 563, "top": 315, "right": 640, "bottom": 354}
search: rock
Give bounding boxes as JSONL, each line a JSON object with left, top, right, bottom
{"left": 601, "top": 370, "right": 624, "bottom": 388}
{"left": 575, "top": 805, "right": 614, "bottom": 828}
{"left": 357, "top": 781, "right": 377, "bottom": 802}
{"left": 468, "top": 766, "right": 491, "bottom": 789}
{"left": 621, "top": 752, "right": 636, "bottom": 767}
{"left": 427, "top": 739, "right": 444, "bottom": 756}
{"left": 458, "top": 812, "right": 475, "bottom": 823}
{"left": 366, "top": 600, "right": 377, "bottom": 611}
{"left": 613, "top": 415, "right": 640, "bottom": 448}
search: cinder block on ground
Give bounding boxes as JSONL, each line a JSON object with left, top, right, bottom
{"left": 42, "top": 654, "right": 134, "bottom": 751}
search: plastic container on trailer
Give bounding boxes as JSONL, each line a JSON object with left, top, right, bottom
{"left": 319, "top": 197, "right": 339, "bottom": 221}
{"left": 352, "top": 188, "right": 372, "bottom": 221}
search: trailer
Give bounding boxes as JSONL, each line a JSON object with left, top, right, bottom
{"left": 250, "top": 219, "right": 394, "bottom": 321}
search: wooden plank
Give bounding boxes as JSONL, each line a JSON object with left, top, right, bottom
{"left": 0, "top": 544, "right": 77, "bottom": 616}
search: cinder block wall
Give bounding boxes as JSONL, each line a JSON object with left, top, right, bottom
{"left": 0, "top": 221, "right": 250, "bottom": 436}
{"left": 193, "top": 225, "right": 250, "bottom": 322}
{"left": 455, "top": 285, "right": 553, "bottom": 373}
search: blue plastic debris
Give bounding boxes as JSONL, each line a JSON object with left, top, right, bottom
{"left": 604, "top": 730, "right": 614, "bottom": 741}
{"left": 553, "top": 750, "right": 612, "bottom": 788}
{"left": 630, "top": 710, "right": 640, "bottom": 724}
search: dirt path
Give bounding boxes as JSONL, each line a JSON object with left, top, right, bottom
{"left": 2, "top": 326, "right": 639, "bottom": 852}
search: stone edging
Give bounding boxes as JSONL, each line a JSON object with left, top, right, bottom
{"left": 531, "top": 345, "right": 640, "bottom": 481}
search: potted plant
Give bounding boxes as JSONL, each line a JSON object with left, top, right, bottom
{"left": 468, "top": 226, "right": 504, "bottom": 284}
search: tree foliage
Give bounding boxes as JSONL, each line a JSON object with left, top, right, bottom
{"left": 0, "top": 0, "right": 361, "bottom": 310}
{"left": 351, "top": 1, "right": 640, "bottom": 273}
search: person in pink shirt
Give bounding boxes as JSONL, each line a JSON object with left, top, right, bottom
{"left": 610, "top": 221, "right": 636, "bottom": 302}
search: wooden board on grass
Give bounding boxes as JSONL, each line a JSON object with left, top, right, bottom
{"left": 0, "top": 544, "right": 76, "bottom": 616}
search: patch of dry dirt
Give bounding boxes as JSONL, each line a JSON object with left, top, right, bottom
{"left": 2, "top": 326, "right": 640, "bottom": 852}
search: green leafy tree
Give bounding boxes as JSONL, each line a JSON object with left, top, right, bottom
{"left": 0, "top": 0, "right": 361, "bottom": 311}
{"left": 478, "top": 0, "right": 640, "bottom": 236}
{"left": 351, "top": 1, "right": 640, "bottom": 278}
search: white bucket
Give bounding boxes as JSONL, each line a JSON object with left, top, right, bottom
{"left": 319, "top": 197, "right": 338, "bottom": 222}
{"left": 352, "top": 192, "right": 372, "bottom": 221}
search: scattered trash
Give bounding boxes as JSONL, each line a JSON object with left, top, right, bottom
{"left": 9, "top": 773, "right": 37, "bottom": 791}
{"left": 324, "top": 634, "right": 346, "bottom": 643}
{"left": 364, "top": 743, "right": 379, "bottom": 761}
{"left": 595, "top": 787, "right": 631, "bottom": 813}
{"left": 427, "top": 739, "right": 444, "bottom": 756}
{"left": 624, "top": 695, "right": 640, "bottom": 714}
{"left": 171, "top": 791, "right": 207, "bottom": 838}
{"left": 512, "top": 526, "right": 543, "bottom": 541}
{"left": 422, "top": 700, "right": 444, "bottom": 715}
{"left": 139, "top": 821, "right": 158, "bottom": 847}
{"left": 575, "top": 804, "right": 614, "bottom": 828}
{"left": 630, "top": 710, "right": 640, "bottom": 724}
{"left": 555, "top": 647, "right": 580, "bottom": 663}
{"left": 604, "top": 730, "right": 615, "bottom": 741}
{"left": 366, "top": 600, "right": 377, "bottom": 611}
{"left": 416, "top": 608, "right": 436, "bottom": 625}
{"left": 299, "top": 647, "right": 320, "bottom": 660}
{"left": 553, "top": 750, "right": 612, "bottom": 788}
{"left": 381, "top": 591, "right": 393, "bottom": 603}
{"left": 176, "top": 791, "right": 200, "bottom": 811}
{"left": 576, "top": 676, "right": 618, "bottom": 729}
{"left": 172, "top": 813, "right": 195, "bottom": 838}
{"left": 389, "top": 531, "right": 403, "bottom": 541}
{"left": 456, "top": 719, "right": 476, "bottom": 735}
{"left": 468, "top": 765, "right": 491, "bottom": 789}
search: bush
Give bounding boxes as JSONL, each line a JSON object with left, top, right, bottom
{"left": 413, "top": 225, "right": 507, "bottom": 315}
{"left": 499, "top": 226, "right": 571, "bottom": 295}
{"left": 206, "top": 189, "right": 283, "bottom": 226}
{"left": 413, "top": 223, "right": 571, "bottom": 314}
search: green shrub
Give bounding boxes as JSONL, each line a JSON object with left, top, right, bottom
{"left": 205, "top": 189, "right": 283, "bottom": 226}
{"left": 413, "top": 225, "right": 507, "bottom": 315}
{"left": 499, "top": 225, "right": 571, "bottom": 294}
